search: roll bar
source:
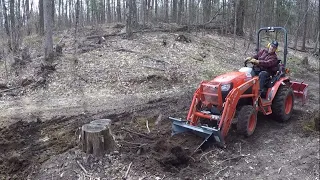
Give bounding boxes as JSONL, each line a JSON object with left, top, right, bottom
{"left": 256, "top": 27, "right": 288, "bottom": 67}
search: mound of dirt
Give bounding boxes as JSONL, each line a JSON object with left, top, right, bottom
{"left": 155, "top": 144, "right": 190, "bottom": 172}
{"left": 117, "top": 122, "right": 209, "bottom": 177}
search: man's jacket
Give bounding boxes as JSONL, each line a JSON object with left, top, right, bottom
{"left": 253, "top": 49, "right": 278, "bottom": 73}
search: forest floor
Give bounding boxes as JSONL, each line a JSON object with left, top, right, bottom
{"left": 0, "top": 23, "right": 319, "bottom": 180}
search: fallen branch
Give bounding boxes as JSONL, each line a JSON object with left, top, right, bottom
{"left": 142, "top": 65, "right": 165, "bottom": 71}
{"left": 215, "top": 166, "right": 228, "bottom": 176}
{"left": 220, "top": 154, "right": 248, "bottom": 164}
{"left": 76, "top": 160, "right": 88, "bottom": 174}
{"left": 155, "top": 113, "right": 163, "bottom": 125}
{"left": 191, "top": 56, "right": 204, "bottom": 62}
{"left": 203, "top": 6, "right": 223, "bottom": 26}
{"left": 0, "top": 86, "right": 21, "bottom": 93}
{"left": 199, "top": 150, "right": 214, "bottom": 161}
{"left": 121, "top": 128, "right": 153, "bottom": 139}
{"left": 115, "top": 48, "right": 138, "bottom": 53}
{"left": 120, "top": 140, "right": 148, "bottom": 146}
{"left": 123, "top": 162, "right": 133, "bottom": 180}
{"left": 58, "top": 30, "right": 70, "bottom": 45}
{"left": 146, "top": 120, "right": 150, "bottom": 134}
{"left": 161, "top": 175, "right": 166, "bottom": 180}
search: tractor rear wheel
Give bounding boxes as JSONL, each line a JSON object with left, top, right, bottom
{"left": 237, "top": 105, "right": 257, "bottom": 137}
{"left": 271, "top": 86, "right": 294, "bottom": 122}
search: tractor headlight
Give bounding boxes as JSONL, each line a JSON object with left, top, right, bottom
{"left": 221, "top": 83, "right": 231, "bottom": 91}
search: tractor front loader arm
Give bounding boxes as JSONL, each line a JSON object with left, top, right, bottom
{"left": 218, "top": 77, "right": 260, "bottom": 138}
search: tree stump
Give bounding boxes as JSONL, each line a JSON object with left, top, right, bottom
{"left": 81, "top": 120, "right": 115, "bottom": 156}
{"left": 91, "top": 119, "right": 116, "bottom": 152}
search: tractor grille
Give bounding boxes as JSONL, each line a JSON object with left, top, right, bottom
{"left": 202, "top": 84, "right": 219, "bottom": 104}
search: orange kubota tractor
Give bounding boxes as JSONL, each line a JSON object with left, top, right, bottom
{"left": 170, "top": 27, "right": 308, "bottom": 150}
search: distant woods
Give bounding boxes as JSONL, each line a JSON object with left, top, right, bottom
{"left": 0, "top": 0, "right": 319, "bottom": 55}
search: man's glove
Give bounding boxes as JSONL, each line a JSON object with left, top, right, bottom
{"left": 245, "top": 57, "right": 252, "bottom": 61}
{"left": 249, "top": 59, "right": 259, "bottom": 64}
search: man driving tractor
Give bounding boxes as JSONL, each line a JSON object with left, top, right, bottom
{"left": 246, "top": 40, "right": 279, "bottom": 94}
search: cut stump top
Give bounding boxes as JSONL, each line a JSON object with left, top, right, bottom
{"left": 82, "top": 123, "right": 106, "bottom": 133}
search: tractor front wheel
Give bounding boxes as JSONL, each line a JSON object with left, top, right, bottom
{"left": 271, "top": 86, "right": 294, "bottom": 122}
{"left": 237, "top": 105, "right": 257, "bottom": 137}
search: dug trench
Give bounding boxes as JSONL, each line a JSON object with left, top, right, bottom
{"left": 0, "top": 91, "right": 319, "bottom": 179}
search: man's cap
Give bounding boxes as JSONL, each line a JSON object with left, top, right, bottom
{"left": 271, "top": 40, "right": 279, "bottom": 48}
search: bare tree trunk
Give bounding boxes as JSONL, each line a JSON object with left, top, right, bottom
{"left": 52, "top": 0, "right": 55, "bottom": 24}
{"left": 75, "top": 0, "right": 80, "bottom": 54}
{"left": 9, "top": 0, "right": 15, "bottom": 31}
{"left": 233, "top": 0, "right": 237, "bottom": 49}
{"left": 68, "top": 0, "right": 72, "bottom": 26}
{"left": 65, "top": 0, "right": 68, "bottom": 26}
{"left": 165, "top": 0, "right": 168, "bottom": 23}
{"left": 116, "top": 0, "right": 121, "bottom": 22}
{"left": 222, "top": 0, "right": 225, "bottom": 34}
{"left": 16, "top": 0, "right": 20, "bottom": 22}
{"left": 172, "top": 0, "right": 177, "bottom": 23}
{"left": 107, "top": 0, "right": 111, "bottom": 23}
{"left": 2, "top": 0, "right": 10, "bottom": 36}
{"left": 313, "top": 31, "right": 319, "bottom": 54}
{"left": 101, "top": 0, "right": 106, "bottom": 23}
{"left": 126, "top": 0, "right": 133, "bottom": 38}
{"left": 236, "top": 0, "right": 245, "bottom": 36}
{"left": 202, "top": 0, "right": 210, "bottom": 23}
{"left": 132, "top": 0, "right": 137, "bottom": 27}
{"left": 0, "top": 0, "right": 2, "bottom": 29}
{"left": 257, "top": 0, "right": 262, "bottom": 29}
{"left": 58, "top": 0, "right": 61, "bottom": 27}
{"left": 44, "top": 0, "right": 54, "bottom": 61}
{"left": 39, "top": 0, "right": 44, "bottom": 35}
{"left": 9, "top": 0, "right": 19, "bottom": 52}
{"left": 147, "top": 0, "right": 151, "bottom": 22}
{"left": 85, "top": 0, "right": 88, "bottom": 23}
{"left": 301, "top": 0, "right": 309, "bottom": 51}
{"left": 154, "top": 0, "right": 158, "bottom": 21}
{"left": 142, "top": 0, "right": 146, "bottom": 26}
{"left": 294, "top": 1, "right": 309, "bottom": 50}
{"left": 178, "top": 0, "right": 183, "bottom": 24}
{"left": 318, "top": 3, "right": 320, "bottom": 55}
{"left": 112, "top": 0, "right": 115, "bottom": 22}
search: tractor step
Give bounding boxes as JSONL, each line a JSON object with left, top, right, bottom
{"left": 169, "top": 117, "right": 225, "bottom": 151}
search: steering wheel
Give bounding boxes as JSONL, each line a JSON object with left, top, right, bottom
{"left": 244, "top": 59, "right": 255, "bottom": 67}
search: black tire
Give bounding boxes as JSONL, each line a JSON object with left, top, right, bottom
{"left": 237, "top": 105, "right": 257, "bottom": 137}
{"left": 271, "top": 86, "right": 294, "bottom": 122}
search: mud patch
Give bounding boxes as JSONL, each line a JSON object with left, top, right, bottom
{"left": 0, "top": 115, "right": 90, "bottom": 179}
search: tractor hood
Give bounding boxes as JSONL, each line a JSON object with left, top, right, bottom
{"left": 212, "top": 72, "right": 246, "bottom": 84}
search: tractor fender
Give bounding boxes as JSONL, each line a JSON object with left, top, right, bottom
{"left": 266, "top": 77, "right": 290, "bottom": 101}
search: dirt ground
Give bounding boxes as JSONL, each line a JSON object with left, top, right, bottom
{"left": 0, "top": 24, "right": 319, "bottom": 179}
